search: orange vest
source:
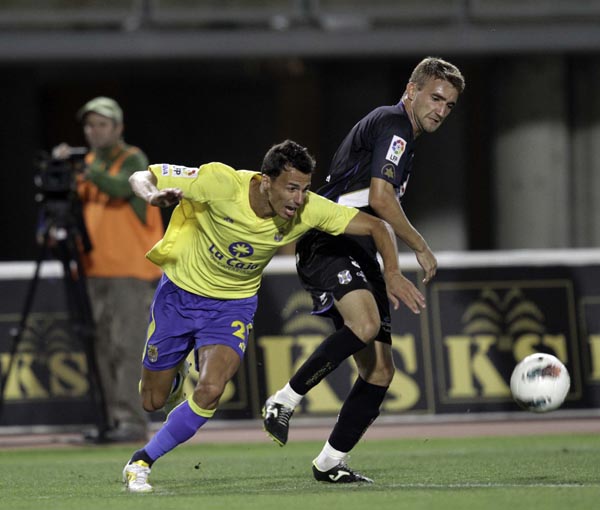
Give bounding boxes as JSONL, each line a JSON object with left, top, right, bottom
{"left": 78, "top": 148, "right": 163, "bottom": 280}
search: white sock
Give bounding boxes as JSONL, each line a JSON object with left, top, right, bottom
{"left": 313, "top": 441, "right": 347, "bottom": 471}
{"left": 273, "top": 383, "right": 303, "bottom": 409}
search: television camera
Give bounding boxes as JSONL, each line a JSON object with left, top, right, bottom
{"left": 34, "top": 148, "right": 91, "bottom": 250}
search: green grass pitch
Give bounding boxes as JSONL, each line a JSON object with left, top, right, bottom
{"left": 0, "top": 434, "right": 598, "bottom": 510}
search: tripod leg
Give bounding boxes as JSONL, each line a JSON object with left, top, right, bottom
{"left": 57, "top": 238, "right": 110, "bottom": 439}
{"left": 0, "top": 233, "right": 49, "bottom": 420}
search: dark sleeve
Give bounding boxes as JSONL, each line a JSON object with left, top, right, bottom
{"left": 369, "top": 115, "right": 412, "bottom": 188}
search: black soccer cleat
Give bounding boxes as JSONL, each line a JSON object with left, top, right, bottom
{"left": 262, "top": 396, "right": 294, "bottom": 446}
{"left": 312, "top": 462, "right": 374, "bottom": 484}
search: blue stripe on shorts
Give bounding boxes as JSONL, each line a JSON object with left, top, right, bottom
{"left": 143, "top": 274, "right": 257, "bottom": 371}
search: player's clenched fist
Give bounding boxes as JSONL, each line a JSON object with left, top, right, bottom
{"left": 149, "top": 188, "right": 183, "bottom": 208}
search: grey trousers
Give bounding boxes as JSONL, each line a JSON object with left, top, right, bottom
{"left": 87, "top": 277, "right": 157, "bottom": 434}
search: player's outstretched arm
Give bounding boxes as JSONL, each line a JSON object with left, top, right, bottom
{"left": 369, "top": 177, "right": 437, "bottom": 284}
{"left": 129, "top": 170, "right": 183, "bottom": 208}
{"left": 343, "top": 211, "right": 426, "bottom": 314}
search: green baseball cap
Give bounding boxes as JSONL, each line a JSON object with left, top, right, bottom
{"left": 77, "top": 96, "right": 123, "bottom": 123}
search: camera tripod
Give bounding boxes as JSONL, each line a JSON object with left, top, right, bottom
{"left": 0, "top": 198, "right": 110, "bottom": 439}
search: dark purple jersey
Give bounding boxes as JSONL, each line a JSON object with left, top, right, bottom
{"left": 317, "top": 101, "right": 414, "bottom": 216}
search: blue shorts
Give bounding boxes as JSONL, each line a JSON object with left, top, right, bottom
{"left": 142, "top": 274, "right": 257, "bottom": 371}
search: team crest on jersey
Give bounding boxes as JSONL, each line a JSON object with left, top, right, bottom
{"left": 172, "top": 166, "right": 198, "bottom": 178}
{"left": 381, "top": 164, "right": 395, "bottom": 180}
{"left": 337, "top": 270, "right": 353, "bottom": 285}
{"left": 385, "top": 135, "right": 406, "bottom": 164}
{"left": 147, "top": 345, "right": 158, "bottom": 363}
{"left": 229, "top": 242, "right": 254, "bottom": 258}
{"left": 274, "top": 227, "right": 287, "bottom": 242}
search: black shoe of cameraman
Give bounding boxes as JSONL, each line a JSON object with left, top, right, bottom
{"left": 83, "top": 425, "right": 147, "bottom": 444}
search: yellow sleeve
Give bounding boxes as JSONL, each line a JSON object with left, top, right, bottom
{"left": 302, "top": 192, "right": 359, "bottom": 235}
{"left": 149, "top": 162, "right": 238, "bottom": 202}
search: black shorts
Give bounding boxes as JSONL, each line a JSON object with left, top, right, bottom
{"left": 295, "top": 230, "right": 391, "bottom": 344}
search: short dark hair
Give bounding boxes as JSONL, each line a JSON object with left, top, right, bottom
{"left": 409, "top": 57, "right": 465, "bottom": 94}
{"left": 261, "top": 139, "right": 316, "bottom": 178}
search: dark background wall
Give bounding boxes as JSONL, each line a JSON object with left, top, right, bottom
{"left": 2, "top": 0, "right": 600, "bottom": 260}
{"left": 1, "top": 56, "right": 477, "bottom": 260}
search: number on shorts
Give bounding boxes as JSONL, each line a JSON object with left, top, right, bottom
{"left": 231, "top": 320, "right": 246, "bottom": 340}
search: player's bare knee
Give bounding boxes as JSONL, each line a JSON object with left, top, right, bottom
{"left": 358, "top": 357, "right": 395, "bottom": 385}
{"left": 378, "top": 365, "right": 395, "bottom": 386}
{"left": 141, "top": 391, "right": 167, "bottom": 413}
{"left": 363, "top": 369, "right": 394, "bottom": 387}
{"left": 349, "top": 317, "right": 380, "bottom": 342}
{"left": 192, "top": 381, "right": 224, "bottom": 410}
{"left": 374, "top": 354, "right": 396, "bottom": 384}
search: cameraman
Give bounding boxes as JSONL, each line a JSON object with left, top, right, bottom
{"left": 53, "top": 97, "right": 163, "bottom": 443}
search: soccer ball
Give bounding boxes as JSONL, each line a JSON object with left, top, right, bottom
{"left": 510, "top": 353, "right": 570, "bottom": 413}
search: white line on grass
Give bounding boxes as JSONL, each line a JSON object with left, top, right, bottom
{"left": 387, "top": 482, "right": 597, "bottom": 489}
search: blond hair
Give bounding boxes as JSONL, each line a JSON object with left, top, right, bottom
{"left": 409, "top": 57, "right": 465, "bottom": 94}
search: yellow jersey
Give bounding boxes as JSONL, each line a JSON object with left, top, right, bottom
{"left": 146, "top": 162, "right": 358, "bottom": 299}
